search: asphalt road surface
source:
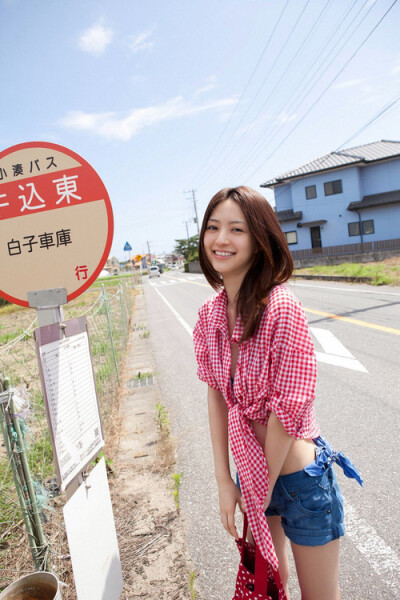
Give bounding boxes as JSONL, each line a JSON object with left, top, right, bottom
{"left": 143, "top": 272, "right": 400, "bottom": 600}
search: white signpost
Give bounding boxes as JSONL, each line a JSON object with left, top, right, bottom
{"left": 35, "top": 318, "right": 104, "bottom": 491}
{"left": 0, "top": 142, "right": 123, "bottom": 598}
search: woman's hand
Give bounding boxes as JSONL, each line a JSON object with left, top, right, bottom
{"left": 217, "top": 477, "right": 245, "bottom": 540}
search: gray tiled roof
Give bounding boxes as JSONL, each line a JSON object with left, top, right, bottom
{"left": 347, "top": 189, "right": 400, "bottom": 211}
{"left": 276, "top": 209, "right": 303, "bottom": 223}
{"left": 261, "top": 140, "right": 400, "bottom": 188}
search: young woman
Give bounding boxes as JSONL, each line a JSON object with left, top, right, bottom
{"left": 193, "top": 186, "right": 362, "bottom": 600}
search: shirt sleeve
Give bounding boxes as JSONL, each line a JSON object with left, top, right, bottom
{"left": 193, "top": 304, "right": 220, "bottom": 391}
{"left": 266, "top": 297, "right": 317, "bottom": 438}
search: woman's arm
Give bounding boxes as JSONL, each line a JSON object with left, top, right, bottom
{"left": 208, "top": 386, "right": 244, "bottom": 539}
{"left": 263, "top": 412, "right": 294, "bottom": 509}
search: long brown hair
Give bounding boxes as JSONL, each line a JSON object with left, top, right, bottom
{"left": 199, "top": 186, "right": 293, "bottom": 341}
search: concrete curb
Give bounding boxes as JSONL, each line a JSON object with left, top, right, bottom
{"left": 118, "top": 289, "right": 160, "bottom": 467}
{"left": 291, "top": 274, "right": 374, "bottom": 284}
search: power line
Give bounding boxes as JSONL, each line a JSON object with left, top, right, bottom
{"left": 196, "top": 0, "right": 312, "bottom": 188}
{"left": 226, "top": 0, "right": 370, "bottom": 183}
{"left": 189, "top": 0, "right": 291, "bottom": 185}
{"left": 242, "top": 0, "right": 398, "bottom": 184}
{"left": 214, "top": 0, "right": 340, "bottom": 185}
{"left": 264, "top": 91, "right": 400, "bottom": 208}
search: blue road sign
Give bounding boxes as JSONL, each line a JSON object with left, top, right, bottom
{"left": 124, "top": 242, "right": 132, "bottom": 252}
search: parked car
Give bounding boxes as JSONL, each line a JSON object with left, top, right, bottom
{"left": 149, "top": 266, "right": 160, "bottom": 278}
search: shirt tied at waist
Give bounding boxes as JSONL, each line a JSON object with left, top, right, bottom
{"left": 304, "top": 436, "right": 363, "bottom": 486}
{"left": 228, "top": 402, "right": 279, "bottom": 569}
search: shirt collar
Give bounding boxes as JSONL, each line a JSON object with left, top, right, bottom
{"left": 210, "top": 289, "right": 244, "bottom": 343}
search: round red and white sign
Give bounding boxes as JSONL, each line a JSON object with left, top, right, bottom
{"left": 0, "top": 142, "right": 113, "bottom": 307}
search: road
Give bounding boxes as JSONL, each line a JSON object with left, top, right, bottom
{"left": 143, "top": 272, "right": 400, "bottom": 600}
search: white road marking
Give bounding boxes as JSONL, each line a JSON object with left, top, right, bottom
{"left": 150, "top": 285, "right": 399, "bottom": 594}
{"left": 346, "top": 504, "right": 400, "bottom": 595}
{"left": 290, "top": 281, "right": 400, "bottom": 297}
{"left": 310, "top": 327, "right": 368, "bottom": 373}
{"left": 150, "top": 285, "right": 193, "bottom": 336}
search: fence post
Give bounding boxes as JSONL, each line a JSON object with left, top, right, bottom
{"left": 118, "top": 283, "right": 128, "bottom": 345}
{"left": 0, "top": 378, "right": 48, "bottom": 570}
{"left": 101, "top": 284, "right": 120, "bottom": 386}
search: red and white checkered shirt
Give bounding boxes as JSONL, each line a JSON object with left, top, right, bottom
{"left": 193, "top": 284, "right": 320, "bottom": 568}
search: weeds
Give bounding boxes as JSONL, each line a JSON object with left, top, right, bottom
{"left": 189, "top": 572, "right": 197, "bottom": 600}
{"left": 133, "top": 371, "right": 153, "bottom": 380}
{"left": 294, "top": 259, "right": 400, "bottom": 286}
{"left": 173, "top": 472, "right": 183, "bottom": 510}
{"left": 155, "top": 403, "right": 169, "bottom": 433}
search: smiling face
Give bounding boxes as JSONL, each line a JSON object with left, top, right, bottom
{"left": 203, "top": 199, "right": 257, "bottom": 282}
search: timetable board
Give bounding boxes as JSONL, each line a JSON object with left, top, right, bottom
{"left": 34, "top": 316, "right": 104, "bottom": 491}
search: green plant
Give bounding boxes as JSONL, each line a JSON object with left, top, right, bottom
{"left": 92, "top": 450, "right": 113, "bottom": 474}
{"left": 173, "top": 472, "right": 183, "bottom": 509}
{"left": 155, "top": 403, "right": 169, "bottom": 432}
{"left": 133, "top": 371, "right": 153, "bottom": 380}
{"left": 29, "top": 433, "right": 54, "bottom": 479}
{"left": 140, "top": 330, "right": 150, "bottom": 338}
{"left": 189, "top": 572, "right": 197, "bottom": 599}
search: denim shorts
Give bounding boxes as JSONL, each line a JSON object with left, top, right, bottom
{"left": 236, "top": 464, "right": 345, "bottom": 546}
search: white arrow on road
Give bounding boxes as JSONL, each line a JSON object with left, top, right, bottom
{"left": 310, "top": 327, "right": 368, "bottom": 373}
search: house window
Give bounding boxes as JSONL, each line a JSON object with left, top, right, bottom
{"left": 324, "top": 179, "right": 343, "bottom": 196}
{"left": 348, "top": 220, "right": 375, "bottom": 237}
{"left": 362, "top": 219, "right": 374, "bottom": 235}
{"left": 305, "top": 185, "right": 317, "bottom": 199}
{"left": 285, "top": 231, "right": 298, "bottom": 245}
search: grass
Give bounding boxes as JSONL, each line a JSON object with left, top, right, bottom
{"left": 172, "top": 472, "right": 183, "bottom": 510}
{"left": 155, "top": 402, "right": 169, "bottom": 433}
{"left": 294, "top": 257, "right": 400, "bottom": 286}
{"left": 189, "top": 572, "right": 197, "bottom": 600}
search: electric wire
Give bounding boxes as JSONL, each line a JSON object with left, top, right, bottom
{"left": 226, "top": 0, "right": 372, "bottom": 184}
{"left": 241, "top": 0, "right": 398, "bottom": 184}
{"left": 195, "top": 0, "right": 312, "bottom": 188}
{"left": 263, "top": 92, "right": 400, "bottom": 210}
{"left": 207, "top": 0, "right": 338, "bottom": 186}
{"left": 189, "top": 0, "right": 291, "bottom": 185}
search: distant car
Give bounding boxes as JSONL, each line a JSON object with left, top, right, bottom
{"left": 171, "top": 264, "right": 178, "bottom": 270}
{"left": 149, "top": 266, "right": 160, "bottom": 278}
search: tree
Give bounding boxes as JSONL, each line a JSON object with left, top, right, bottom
{"left": 174, "top": 235, "right": 199, "bottom": 260}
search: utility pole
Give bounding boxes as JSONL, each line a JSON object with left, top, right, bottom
{"left": 183, "top": 220, "right": 190, "bottom": 257}
{"left": 146, "top": 240, "right": 152, "bottom": 262}
{"left": 184, "top": 189, "right": 200, "bottom": 235}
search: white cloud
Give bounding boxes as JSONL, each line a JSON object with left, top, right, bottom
{"left": 60, "top": 96, "right": 237, "bottom": 141}
{"left": 194, "top": 83, "right": 217, "bottom": 96}
{"left": 275, "top": 111, "right": 296, "bottom": 125}
{"left": 392, "top": 64, "right": 400, "bottom": 75}
{"left": 333, "top": 78, "right": 364, "bottom": 90}
{"left": 78, "top": 23, "right": 114, "bottom": 56}
{"left": 128, "top": 30, "right": 154, "bottom": 53}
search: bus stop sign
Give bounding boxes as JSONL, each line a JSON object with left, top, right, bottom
{"left": 0, "top": 141, "right": 113, "bottom": 307}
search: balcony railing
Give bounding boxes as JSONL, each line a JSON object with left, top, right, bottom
{"left": 290, "top": 238, "right": 400, "bottom": 259}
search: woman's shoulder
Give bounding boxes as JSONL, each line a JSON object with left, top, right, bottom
{"left": 265, "top": 283, "right": 301, "bottom": 316}
{"left": 197, "top": 290, "right": 225, "bottom": 321}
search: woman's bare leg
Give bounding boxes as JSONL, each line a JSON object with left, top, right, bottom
{"left": 268, "top": 516, "right": 291, "bottom": 599}
{"left": 290, "top": 539, "right": 340, "bottom": 600}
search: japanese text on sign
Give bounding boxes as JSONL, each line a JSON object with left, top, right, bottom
{"left": 0, "top": 173, "right": 82, "bottom": 215}
{"left": 39, "top": 330, "right": 104, "bottom": 490}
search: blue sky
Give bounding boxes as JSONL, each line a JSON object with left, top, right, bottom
{"left": 1, "top": 0, "right": 400, "bottom": 259}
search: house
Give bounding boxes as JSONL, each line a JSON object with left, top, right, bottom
{"left": 105, "top": 256, "right": 120, "bottom": 275}
{"left": 261, "top": 140, "right": 400, "bottom": 258}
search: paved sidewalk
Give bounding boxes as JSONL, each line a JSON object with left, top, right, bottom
{"left": 118, "top": 290, "right": 159, "bottom": 468}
